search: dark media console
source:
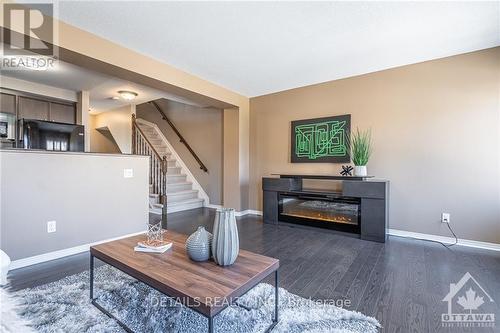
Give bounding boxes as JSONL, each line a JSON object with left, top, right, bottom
{"left": 262, "top": 174, "right": 389, "bottom": 243}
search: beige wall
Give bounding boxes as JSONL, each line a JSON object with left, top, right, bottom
{"left": 250, "top": 47, "right": 500, "bottom": 243}
{"left": 0, "top": 150, "right": 149, "bottom": 261}
{"left": 0, "top": 76, "right": 77, "bottom": 102}
{"left": 89, "top": 114, "right": 121, "bottom": 154}
{"left": 137, "top": 100, "right": 223, "bottom": 205}
{"left": 224, "top": 108, "right": 241, "bottom": 209}
{"left": 90, "top": 105, "right": 134, "bottom": 154}
{"left": 33, "top": 13, "right": 250, "bottom": 211}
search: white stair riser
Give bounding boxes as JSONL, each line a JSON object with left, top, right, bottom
{"left": 167, "top": 167, "right": 182, "bottom": 174}
{"left": 149, "top": 140, "right": 164, "bottom": 146}
{"left": 156, "top": 149, "right": 170, "bottom": 154}
{"left": 167, "top": 191, "right": 198, "bottom": 203}
{"left": 167, "top": 183, "right": 192, "bottom": 192}
{"left": 167, "top": 160, "right": 177, "bottom": 167}
{"left": 138, "top": 128, "right": 155, "bottom": 134}
{"left": 151, "top": 201, "right": 204, "bottom": 214}
{"left": 167, "top": 175, "right": 187, "bottom": 184}
{"left": 155, "top": 148, "right": 170, "bottom": 154}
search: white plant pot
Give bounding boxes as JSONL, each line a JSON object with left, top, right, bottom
{"left": 354, "top": 165, "right": 367, "bottom": 177}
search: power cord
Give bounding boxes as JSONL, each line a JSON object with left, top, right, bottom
{"left": 442, "top": 222, "right": 458, "bottom": 248}
{"left": 395, "top": 222, "right": 458, "bottom": 249}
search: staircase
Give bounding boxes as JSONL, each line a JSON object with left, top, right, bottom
{"left": 134, "top": 118, "right": 206, "bottom": 214}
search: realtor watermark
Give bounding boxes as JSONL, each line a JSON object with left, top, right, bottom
{"left": 441, "top": 272, "right": 496, "bottom": 328}
{"left": 149, "top": 295, "right": 352, "bottom": 309}
{"left": 1, "top": 3, "right": 58, "bottom": 71}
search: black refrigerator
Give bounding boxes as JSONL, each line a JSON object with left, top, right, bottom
{"left": 21, "top": 119, "right": 85, "bottom": 152}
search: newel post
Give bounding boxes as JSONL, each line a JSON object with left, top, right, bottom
{"left": 131, "top": 114, "right": 136, "bottom": 154}
{"left": 161, "top": 155, "right": 168, "bottom": 228}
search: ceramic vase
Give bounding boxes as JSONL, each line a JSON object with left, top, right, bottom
{"left": 186, "top": 226, "right": 212, "bottom": 262}
{"left": 354, "top": 165, "right": 367, "bottom": 177}
{"left": 212, "top": 208, "right": 239, "bottom": 266}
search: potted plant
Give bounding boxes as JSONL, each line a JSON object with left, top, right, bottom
{"left": 349, "top": 128, "right": 372, "bottom": 176}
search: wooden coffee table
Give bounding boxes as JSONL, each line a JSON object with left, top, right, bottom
{"left": 89, "top": 230, "right": 280, "bottom": 333}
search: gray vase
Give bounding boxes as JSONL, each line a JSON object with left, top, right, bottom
{"left": 186, "top": 226, "right": 212, "bottom": 262}
{"left": 212, "top": 208, "right": 239, "bottom": 266}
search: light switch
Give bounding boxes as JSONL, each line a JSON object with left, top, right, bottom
{"left": 123, "top": 168, "right": 134, "bottom": 178}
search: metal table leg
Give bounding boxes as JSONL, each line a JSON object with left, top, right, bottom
{"left": 90, "top": 255, "right": 134, "bottom": 333}
{"left": 208, "top": 316, "right": 213, "bottom": 333}
{"left": 90, "top": 253, "right": 94, "bottom": 300}
{"left": 275, "top": 269, "right": 279, "bottom": 323}
{"left": 263, "top": 269, "right": 279, "bottom": 333}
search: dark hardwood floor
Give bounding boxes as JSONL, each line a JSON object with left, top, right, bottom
{"left": 8, "top": 208, "right": 500, "bottom": 332}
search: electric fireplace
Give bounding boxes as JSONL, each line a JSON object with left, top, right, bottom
{"left": 278, "top": 192, "right": 360, "bottom": 234}
{"left": 263, "top": 175, "right": 389, "bottom": 243}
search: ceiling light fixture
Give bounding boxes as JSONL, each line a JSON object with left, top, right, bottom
{"left": 118, "top": 90, "right": 138, "bottom": 100}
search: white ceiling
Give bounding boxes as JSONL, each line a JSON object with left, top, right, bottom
{"left": 1, "top": 59, "right": 205, "bottom": 113}
{"left": 52, "top": 1, "right": 500, "bottom": 97}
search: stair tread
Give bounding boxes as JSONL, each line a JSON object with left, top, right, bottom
{"left": 167, "top": 181, "right": 192, "bottom": 186}
{"left": 166, "top": 189, "right": 198, "bottom": 196}
{"left": 151, "top": 190, "right": 197, "bottom": 197}
{"left": 153, "top": 197, "right": 203, "bottom": 208}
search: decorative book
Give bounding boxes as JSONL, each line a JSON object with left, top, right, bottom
{"left": 134, "top": 240, "right": 172, "bottom": 253}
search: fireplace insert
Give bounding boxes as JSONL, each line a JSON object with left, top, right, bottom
{"left": 278, "top": 192, "right": 360, "bottom": 233}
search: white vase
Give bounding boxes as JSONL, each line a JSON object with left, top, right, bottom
{"left": 354, "top": 165, "right": 367, "bottom": 177}
{"left": 212, "top": 208, "right": 239, "bottom": 266}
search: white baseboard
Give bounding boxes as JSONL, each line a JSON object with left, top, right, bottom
{"left": 151, "top": 205, "right": 262, "bottom": 218}
{"left": 9, "top": 230, "right": 146, "bottom": 270}
{"left": 235, "top": 210, "right": 263, "bottom": 217}
{"left": 388, "top": 229, "right": 500, "bottom": 252}
{"left": 204, "top": 203, "right": 223, "bottom": 210}
{"left": 203, "top": 205, "right": 262, "bottom": 217}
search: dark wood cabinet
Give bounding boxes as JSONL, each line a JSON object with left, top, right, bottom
{"left": 18, "top": 96, "right": 49, "bottom": 121}
{"left": 0, "top": 93, "right": 16, "bottom": 114}
{"left": 18, "top": 96, "right": 76, "bottom": 124}
{"left": 49, "top": 102, "right": 76, "bottom": 123}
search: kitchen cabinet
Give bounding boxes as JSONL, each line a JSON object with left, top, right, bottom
{"left": 18, "top": 97, "right": 76, "bottom": 124}
{"left": 18, "top": 96, "right": 49, "bottom": 121}
{"left": 0, "top": 93, "right": 16, "bottom": 115}
{"left": 49, "top": 102, "right": 76, "bottom": 124}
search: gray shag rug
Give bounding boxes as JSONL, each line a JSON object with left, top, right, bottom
{"left": 13, "top": 265, "right": 380, "bottom": 333}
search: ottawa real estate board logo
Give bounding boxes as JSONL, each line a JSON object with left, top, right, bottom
{"left": 1, "top": 3, "right": 57, "bottom": 70}
{"left": 442, "top": 272, "right": 495, "bottom": 328}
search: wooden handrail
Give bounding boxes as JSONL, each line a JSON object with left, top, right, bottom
{"left": 133, "top": 115, "right": 164, "bottom": 165}
{"left": 149, "top": 101, "right": 208, "bottom": 173}
{"left": 132, "top": 114, "right": 168, "bottom": 221}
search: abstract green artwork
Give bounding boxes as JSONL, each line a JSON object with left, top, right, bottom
{"left": 291, "top": 115, "right": 351, "bottom": 163}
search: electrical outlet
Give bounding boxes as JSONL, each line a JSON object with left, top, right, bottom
{"left": 123, "top": 168, "right": 134, "bottom": 178}
{"left": 47, "top": 220, "right": 56, "bottom": 233}
{"left": 441, "top": 213, "right": 450, "bottom": 224}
